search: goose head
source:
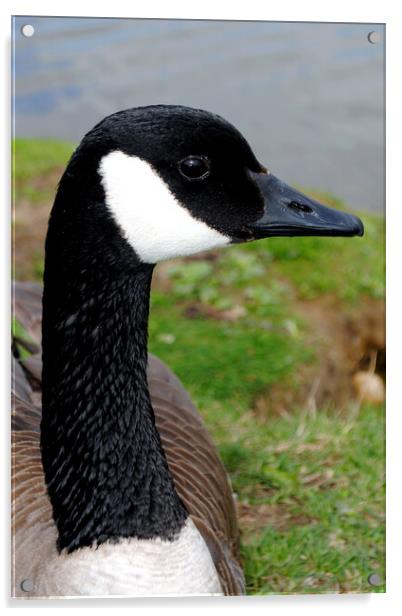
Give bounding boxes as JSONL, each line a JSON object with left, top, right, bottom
{"left": 55, "top": 104, "right": 363, "bottom": 268}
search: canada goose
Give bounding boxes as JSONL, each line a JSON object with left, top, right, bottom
{"left": 12, "top": 105, "right": 364, "bottom": 598}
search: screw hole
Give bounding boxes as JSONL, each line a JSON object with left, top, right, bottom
{"left": 21, "top": 24, "right": 35, "bottom": 38}
{"left": 368, "top": 31, "right": 380, "bottom": 44}
{"left": 368, "top": 573, "right": 382, "bottom": 586}
{"left": 20, "top": 578, "right": 34, "bottom": 592}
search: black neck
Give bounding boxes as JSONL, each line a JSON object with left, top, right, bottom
{"left": 41, "top": 256, "right": 187, "bottom": 552}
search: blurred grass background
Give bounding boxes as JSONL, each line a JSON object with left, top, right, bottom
{"left": 12, "top": 139, "right": 385, "bottom": 594}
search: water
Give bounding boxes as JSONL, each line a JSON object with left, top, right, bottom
{"left": 12, "top": 17, "right": 385, "bottom": 213}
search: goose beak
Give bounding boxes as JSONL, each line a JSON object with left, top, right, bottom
{"left": 246, "top": 171, "right": 364, "bottom": 238}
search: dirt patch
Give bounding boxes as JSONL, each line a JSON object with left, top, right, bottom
{"left": 13, "top": 199, "right": 51, "bottom": 280}
{"left": 254, "top": 295, "right": 385, "bottom": 416}
{"left": 238, "top": 501, "right": 316, "bottom": 538}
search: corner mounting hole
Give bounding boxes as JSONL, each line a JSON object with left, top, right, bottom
{"left": 368, "top": 31, "right": 380, "bottom": 44}
{"left": 21, "top": 24, "right": 35, "bottom": 38}
{"left": 288, "top": 201, "right": 313, "bottom": 214}
{"left": 368, "top": 573, "right": 382, "bottom": 587}
{"left": 20, "top": 578, "right": 34, "bottom": 592}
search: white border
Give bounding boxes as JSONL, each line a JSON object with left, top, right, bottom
{"left": 1, "top": 1, "right": 400, "bottom": 614}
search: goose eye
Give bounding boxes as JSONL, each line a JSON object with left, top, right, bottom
{"left": 178, "top": 156, "right": 210, "bottom": 181}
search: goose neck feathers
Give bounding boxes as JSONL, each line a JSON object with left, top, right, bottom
{"left": 41, "top": 263, "right": 187, "bottom": 552}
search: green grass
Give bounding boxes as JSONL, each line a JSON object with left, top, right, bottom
{"left": 13, "top": 139, "right": 385, "bottom": 595}
{"left": 228, "top": 404, "right": 385, "bottom": 594}
{"left": 12, "top": 318, "right": 35, "bottom": 359}
{"left": 149, "top": 289, "right": 310, "bottom": 406}
{"left": 258, "top": 220, "right": 385, "bottom": 302}
{"left": 13, "top": 138, "right": 74, "bottom": 204}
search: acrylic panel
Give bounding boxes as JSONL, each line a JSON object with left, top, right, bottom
{"left": 11, "top": 16, "right": 385, "bottom": 598}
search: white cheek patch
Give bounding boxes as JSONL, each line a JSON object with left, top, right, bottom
{"left": 98, "top": 151, "right": 230, "bottom": 263}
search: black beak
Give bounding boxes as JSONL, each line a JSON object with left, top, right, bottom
{"left": 245, "top": 172, "right": 364, "bottom": 239}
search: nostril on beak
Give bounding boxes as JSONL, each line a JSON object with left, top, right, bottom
{"left": 288, "top": 201, "right": 313, "bottom": 214}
